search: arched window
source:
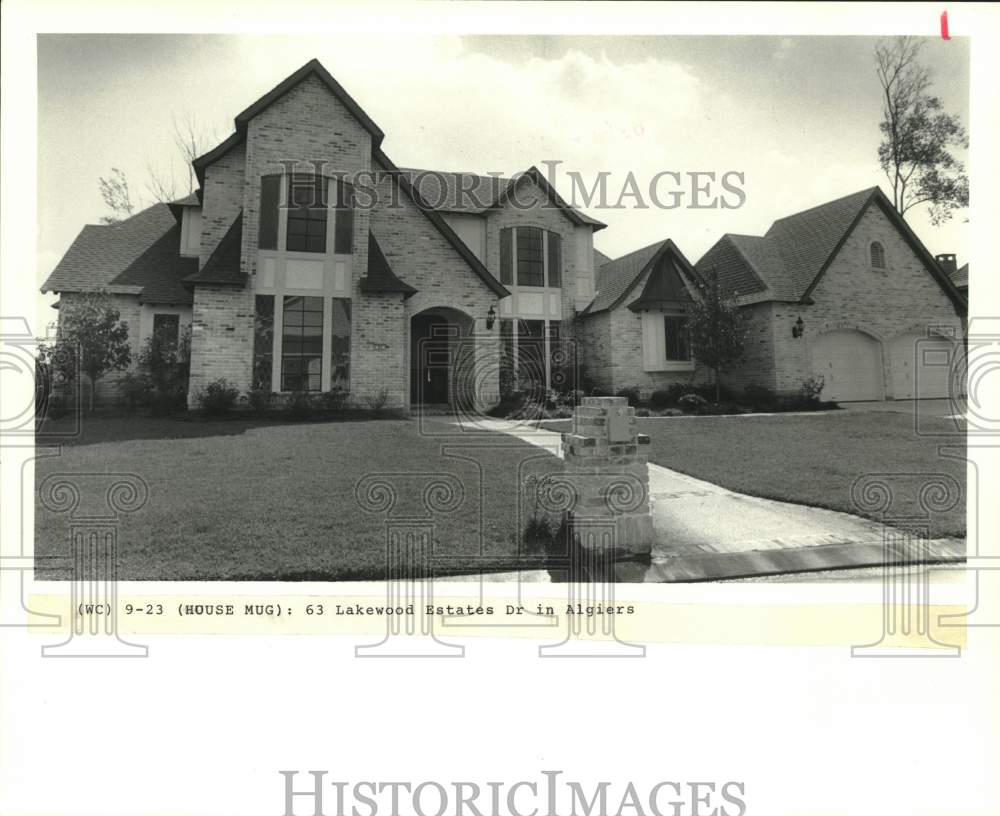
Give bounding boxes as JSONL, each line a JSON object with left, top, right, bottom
{"left": 870, "top": 241, "right": 886, "bottom": 271}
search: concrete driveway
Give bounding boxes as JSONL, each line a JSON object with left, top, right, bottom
{"left": 470, "top": 417, "right": 965, "bottom": 583}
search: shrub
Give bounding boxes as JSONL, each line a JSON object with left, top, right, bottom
{"left": 655, "top": 408, "right": 684, "bottom": 417}
{"left": 648, "top": 389, "right": 674, "bottom": 410}
{"left": 247, "top": 389, "right": 273, "bottom": 415}
{"left": 799, "top": 375, "right": 826, "bottom": 404}
{"left": 634, "top": 407, "right": 651, "bottom": 417}
{"left": 196, "top": 379, "right": 239, "bottom": 417}
{"left": 522, "top": 517, "right": 556, "bottom": 554}
{"left": 318, "top": 388, "right": 348, "bottom": 412}
{"left": 121, "top": 372, "right": 154, "bottom": 411}
{"left": 677, "top": 393, "right": 709, "bottom": 412}
{"left": 365, "top": 388, "right": 390, "bottom": 412}
{"left": 287, "top": 390, "right": 313, "bottom": 420}
{"left": 543, "top": 405, "right": 574, "bottom": 419}
{"left": 615, "top": 386, "right": 641, "bottom": 407}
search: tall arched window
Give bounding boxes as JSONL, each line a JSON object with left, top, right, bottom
{"left": 870, "top": 241, "right": 886, "bottom": 271}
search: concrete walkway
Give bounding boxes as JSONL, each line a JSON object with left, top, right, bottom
{"left": 464, "top": 417, "right": 965, "bottom": 583}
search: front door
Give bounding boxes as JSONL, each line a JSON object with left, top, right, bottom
{"left": 411, "top": 315, "right": 449, "bottom": 404}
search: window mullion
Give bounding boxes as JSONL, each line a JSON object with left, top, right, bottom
{"left": 271, "top": 298, "right": 283, "bottom": 393}
{"left": 321, "top": 298, "right": 332, "bottom": 392}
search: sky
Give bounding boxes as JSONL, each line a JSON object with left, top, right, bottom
{"left": 35, "top": 33, "right": 970, "bottom": 328}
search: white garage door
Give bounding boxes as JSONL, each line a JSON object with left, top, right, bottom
{"left": 889, "top": 333, "right": 955, "bottom": 399}
{"left": 811, "top": 330, "right": 883, "bottom": 402}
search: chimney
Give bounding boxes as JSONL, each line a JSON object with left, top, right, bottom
{"left": 935, "top": 253, "right": 957, "bottom": 276}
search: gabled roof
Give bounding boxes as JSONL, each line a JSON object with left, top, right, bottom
{"left": 593, "top": 248, "right": 612, "bottom": 271}
{"left": 580, "top": 239, "right": 700, "bottom": 316}
{"left": 400, "top": 166, "right": 606, "bottom": 230}
{"left": 166, "top": 192, "right": 201, "bottom": 221}
{"left": 41, "top": 204, "right": 186, "bottom": 300}
{"left": 695, "top": 186, "right": 966, "bottom": 312}
{"left": 952, "top": 263, "right": 968, "bottom": 290}
{"left": 374, "top": 150, "right": 509, "bottom": 298}
{"left": 183, "top": 213, "right": 245, "bottom": 286}
{"left": 192, "top": 59, "right": 385, "bottom": 187}
{"left": 489, "top": 166, "right": 606, "bottom": 230}
{"left": 361, "top": 231, "right": 417, "bottom": 298}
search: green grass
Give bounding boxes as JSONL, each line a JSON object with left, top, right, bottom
{"left": 547, "top": 411, "right": 966, "bottom": 538}
{"left": 35, "top": 416, "right": 561, "bottom": 580}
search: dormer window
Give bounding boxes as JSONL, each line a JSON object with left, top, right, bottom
{"left": 870, "top": 241, "right": 886, "bottom": 271}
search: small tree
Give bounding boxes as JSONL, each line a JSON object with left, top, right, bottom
{"left": 875, "top": 37, "right": 969, "bottom": 225}
{"left": 687, "top": 268, "right": 748, "bottom": 403}
{"left": 40, "top": 292, "right": 132, "bottom": 409}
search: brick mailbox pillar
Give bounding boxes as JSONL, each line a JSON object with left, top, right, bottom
{"left": 560, "top": 396, "right": 654, "bottom": 561}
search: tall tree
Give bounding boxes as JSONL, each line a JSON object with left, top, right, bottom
{"left": 875, "top": 36, "right": 968, "bottom": 225}
{"left": 97, "top": 168, "right": 135, "bottom": 224}
{"left": 687, "top": 268, "right": 748, "bottom": 403}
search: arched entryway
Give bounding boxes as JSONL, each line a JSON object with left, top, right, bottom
{"left": 410, "top": 307, "right": 474, "bottom": 406}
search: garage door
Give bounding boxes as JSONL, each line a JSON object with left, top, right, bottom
{"left": 811, "top": 330, "right": 883, "bottom": 401}
{"left": 889, "top": 333, "right": 955, "bottom": 399}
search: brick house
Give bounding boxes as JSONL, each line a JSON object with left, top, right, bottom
{"left": 42, "top": 61, "right": 967, "bottom": 409}
{"left": 42, "top": 59, "right": 610, "bottom": 410}
{"left": 692, "top": 187, "right": 967, "bottom": 401}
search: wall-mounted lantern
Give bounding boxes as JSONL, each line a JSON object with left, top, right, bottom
{"left": 792, "top": 316, "right": 805, "bottom": 339}
{"left": 486, "top": 305, "right": 497, "bottom": 330}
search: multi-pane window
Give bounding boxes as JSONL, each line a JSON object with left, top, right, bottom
{"left": 516, "top": 227, "right": 544, "bottom": 287}
{"left": 500, "top": 227, "right": 562, "bottom": 288}
{"left": 329, "top": 299, "right": 351, "bottom": 389}
{"left": 253, "top": 296, "right": 275, "bottom": 391}
{"left": 281, "top": 296, "right": 324, "bottom": 391}
{"left": 258, "top": 175, "right": 281, "bottom": 250}
{"left": 664, "top": 315, "right": 691, "bottom": 362}
{"left": 286, "top": 175, "right": 329, "bottom": 253}
{"left": 870, "top": 241, "right": 886, "bottom": 270}
{"left": 152, "top": 313, "right": 180, "bottom": 347}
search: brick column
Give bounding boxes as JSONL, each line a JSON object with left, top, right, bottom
{"left": 560, "top": 396, "right": 654, "bottom": 561}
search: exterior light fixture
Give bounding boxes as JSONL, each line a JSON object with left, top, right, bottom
{"left": 486, "top": 305, "right": 497, "bottom": 330}
{"left": 792, "top": 316, "right": 805, "bottom": 339}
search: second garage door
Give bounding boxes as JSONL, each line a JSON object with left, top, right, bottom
{"left": 889, "top": 332, "right": 955, "bottom": 399}
{"left": 811, "top": 330, "right": 883, "bottom": 402}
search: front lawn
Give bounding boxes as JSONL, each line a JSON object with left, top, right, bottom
{"left": 547, "top": 411, "right": 966, "bottom": 537}
{"left": 34, "top": 417, "right": 561, "bottom": 580}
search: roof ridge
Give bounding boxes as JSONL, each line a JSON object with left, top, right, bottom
{"left": 768, "top": 186, "right": 879, "bottom": 228}
{"left": 607, "top": 239, "right": 669, "bottom": 265}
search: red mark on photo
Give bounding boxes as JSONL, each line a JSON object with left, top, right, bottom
{"left": 941, "top": 10, "right": 950, "bottom": 40}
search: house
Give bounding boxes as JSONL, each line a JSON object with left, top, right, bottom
{"left": 42, "top": 60, "right": 968, "bottom": 409}
{"left": 42, "top": 59, "right": 609, "bottom": 409}
{"left": 692, "top": 187, "right": 967, "bottom": 401}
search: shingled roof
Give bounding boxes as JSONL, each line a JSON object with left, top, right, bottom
{"left": 952, "top": 263, "right": 968, "bottom": 291}
{"left": 183, "top": 212, "right": 245, "bottom": 286}
{"left": 41, "top": 203, "right": 195, "bottom": 303}
{"left": 580, "top": 239, "right": 700, "bottom": 316}
{"left": 695, "top": 186, "right": 966, "bottom": 311}
{"left": 399, "top": 166, "right": 606, "bottom": 230}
